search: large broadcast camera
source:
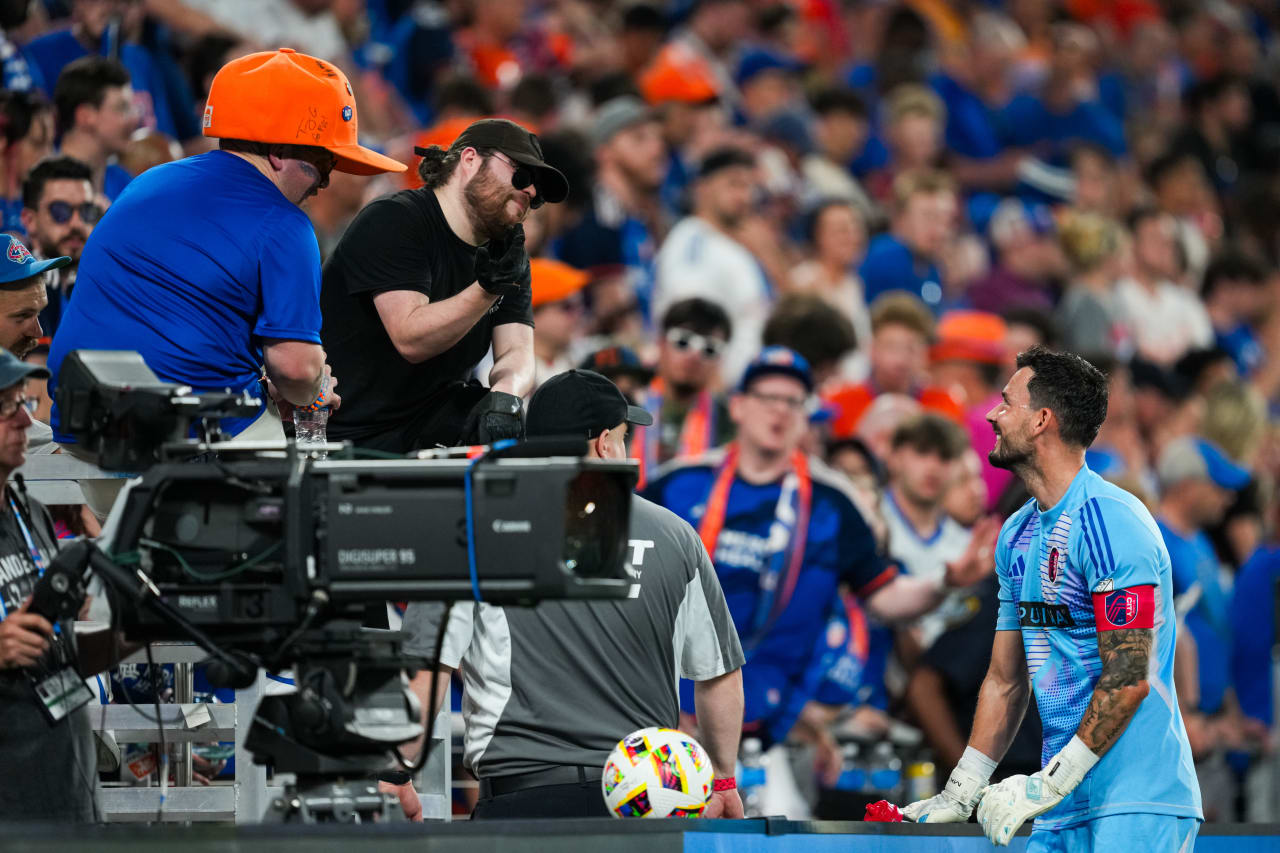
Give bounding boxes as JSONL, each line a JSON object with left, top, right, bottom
{"left": 49, "top": 350, "right": 637, "bottom": 821}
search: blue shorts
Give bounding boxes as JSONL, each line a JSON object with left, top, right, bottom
{"left": 1027, "top": 814, "right": 1200, "bottom": 853}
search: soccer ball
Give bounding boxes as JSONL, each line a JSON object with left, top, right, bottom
{"left": 601, "top": 727, "right": 714, "bottom": 818}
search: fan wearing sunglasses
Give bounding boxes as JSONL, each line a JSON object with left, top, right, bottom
{"left": 320, "top": 119, "right": 572, "bottom": 453}
{"left": 20, "top": 156, "right": 101, "bottom": 338}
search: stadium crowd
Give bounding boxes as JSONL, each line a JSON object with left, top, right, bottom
{"left": 3, "top": 0, "right": 1280, "bottom": 825}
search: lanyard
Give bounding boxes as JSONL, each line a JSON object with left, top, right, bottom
{"left": 0, "top": 494, "right": 47, "bottom": 619}
{"left": 634, "top": 379, "right": 716, "bottom": 489}
{"left": 697, "top": 443, "right": 813, "bottom": 650}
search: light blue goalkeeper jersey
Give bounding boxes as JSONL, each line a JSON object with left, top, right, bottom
{"left": 995, "top": 464, "right": 1201, "bottom": 829}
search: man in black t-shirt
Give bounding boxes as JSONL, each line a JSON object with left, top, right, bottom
{"left": 321, "top": 119, "right": 569, "bottom": 452}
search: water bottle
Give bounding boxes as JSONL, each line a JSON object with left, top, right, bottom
{"left": 867, "top": 741, "right": 903, "bottom": 800}
{"left": 293, "top": 406, "right": 330, "bottom": 459}
{"left": 833, "top": 742, "right": 867, "bottom": 792}
{"left": 904, "top": 757, "right": 937, "bottom": 803}
{"left": 738, "top": 737, "right": 767, "bottom": 817}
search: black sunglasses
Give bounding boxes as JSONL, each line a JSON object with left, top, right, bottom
{"left": 46, "top": 201, "right": 103, "bottom": 226}
{"left": 491, "top": 152, "right": 544, "bottom": 209}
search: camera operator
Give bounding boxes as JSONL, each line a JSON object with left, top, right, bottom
{"left": 46, "top": 49, "right": 405, "bottom": 512}
{"left": 0, "top": 349, "right": 127, "bottom": 821}
{"left": 390, "top": 370, "right": 746, "bottom": 819}
{"left": 320, "top": 119, "right": 569, "bottom": 452}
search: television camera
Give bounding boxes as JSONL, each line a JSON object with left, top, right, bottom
{"left": 43, "top": 350, "right": 637, "bottom": 821}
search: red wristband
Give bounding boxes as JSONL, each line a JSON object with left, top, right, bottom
{"left": 712, "top": 777, "right": 737, "bottom": 792}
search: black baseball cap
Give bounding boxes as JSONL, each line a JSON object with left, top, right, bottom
{"left": 419, "top": 118, "right": 569, "bottom": 204}
{"left": 527, "top": 369, "right": 654, "bottom": 439}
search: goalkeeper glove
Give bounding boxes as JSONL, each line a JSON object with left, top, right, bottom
{"left": 976, "top": 736, "right": 1099, "bottom": 846}
{"left": 903, "top": 746, "right": 996, "bottom": 823}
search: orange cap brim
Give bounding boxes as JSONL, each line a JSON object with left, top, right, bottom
{"left": 331, "top": 143, "right": 407, "bottom": 175}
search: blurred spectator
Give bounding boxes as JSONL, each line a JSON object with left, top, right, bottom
{"left": 998, "top": 22, "right": 1127, "bottom": 178}
{"left": 118, "top": 128, "right": 181, "bottom": 178}
{"left": 53, "top": 56, "right": 137, "bottom": 199}
{"left": 788, "top": 199, "right": 869, "bottom": 357}
{"left": 19, "top": 155, "right": 98, "bottom": 337}
{"left": 618, "top": 3, "right": 667, "bottom": 77}
{"left": 653, "top": 146, "right": 769, "bottom": 382}
{"left": 1200, "top": 249, "right": 1270, "bottom": 378}
{"left": 1068, "top": 142, "right": 1121, "bottom": 217}
{"left": 867, "top": 84, "right": 944, "bottom": 201}
{"left": 553, "top": 97, "right": 665, "bottom": 315}
{"left": 669, "top": 0, "right": 751, "bottom": 106}
{"left": 529, "top": 257, "right": 589, "bottom": 389}
{"left": 825, "top": 292, "right": 961, "bottom": 439}
{"left": 1115, "top": 208, "right": 1213, "bottom": 365}
{"left": 0, "top": 90, "right": 55, "bottom": 237}
{"left": 1055, "top": 210, "right": 1130, "bottom": 356}
{"left": 882, "top": 413, "right": 996, "bottom": 650}
{"left": 576, "top": 344, "right": 654, "bottom": 405}
{"left": 929, "top": 11, "right": 1025, "bottom": 193}
{"left": 181, "top": 0, "right": 350, "bottom": 63}
{"left": 943, "top": 448, "right": 988, "bottom": 528}
{"left": 735, "top": 47, "right": 804, "bottom": 128}
{"left": 858, "top": 169, "right": 956, "bottom": 312}
{"left": 1170, "top": 75, "right": 1253, "bottom": 200}
{"left": 0, "top": 0, "right": 41, "bottom": 92}
{"left": 632, "top": 297, "right": 734, "bottom": 488}
{"left": 761, "top": 294, "right": 858, "bottom": 389}
{"left": 801, "top": 87, "right": 875, "bottom": 221}
{"left": 23, "top": 0, "right": 184, "bottom": 139}
{"left": 930, "top": 310, "right": 1012, "bottom": 511}
{"left": 1145, "top": 148, "right": 1219, "bottom": 280}
{"left": 966, "top": 198, "right": 1065, "bottom": 314}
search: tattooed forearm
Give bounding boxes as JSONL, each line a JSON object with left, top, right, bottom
{"left": 1077, "top": 628, "right": 1152, "bottom": 755}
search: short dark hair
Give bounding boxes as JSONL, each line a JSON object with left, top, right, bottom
{"left": 804, "top": 198, "right": 861, "bottom": 244}
{"left": 763, "top": 294, "right": 857, "bottom": 369}
{"left": 510, "top": 73, "right": 558, "bottom": 120}
{"left": 1015, "top": 345, "right": 1108, "bottom": 449}
{"left": 433, "top": 74, "right": 494, "bottom": 116}
{"left": 1002, "top": 306, "right": 1059, "bottom": 350}
{"left": 54, "top": 56, "right": 130, "bottom": 134}
{"left": 21, "top": 155, "right": 93, "bottom": 210}
{"left": 810, "top": 86, "right": 868, "bottom": 120}
{"left": 661, "top": 297, "right": 732, "bottom": 339}
{"left": 1201, "top": 247, "right": 1267, "bottom": 299}
{"left": 890, "top": 412, "right": 968, "bottom": 459}
{"left": 0, "top": 89, "right": 51, "bottom": 147}
{"left": 698, "top": 146, "right": 755, "bottom": 180}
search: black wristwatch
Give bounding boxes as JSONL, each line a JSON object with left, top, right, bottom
{"left": 377, "top": 769, "right": 413, "bottom": 786}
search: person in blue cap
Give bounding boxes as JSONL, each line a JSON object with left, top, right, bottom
{"left": 642, "top": 345, "right": 994, "bottom": 795}
{"left": 1154, "top": 435, "right": 1259, "bottom": 818}
{"left": 0, "top": 344, "right": 129, "bottom": 823}
{"left": 0, "top": 235, "right": 67, "bottom": 359}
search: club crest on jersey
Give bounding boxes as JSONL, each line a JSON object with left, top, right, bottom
{"left": 1047, "top": 548, "right": 1060, "bottom": 583}
{"left": 6, "top": 237, "right": 32, "bottom": 264}
{"left": 1103, "top": 589, "right": 1140, "bottom": 628}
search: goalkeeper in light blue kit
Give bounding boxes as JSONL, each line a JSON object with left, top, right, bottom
{"left": 904, "top": 347, "right": 1201, "bottom": 850}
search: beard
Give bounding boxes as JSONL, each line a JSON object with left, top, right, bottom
{"left": 464, "top": 168, "right": 524, "bottom": 243}
{"left": 988, "top": 432, "right": 1031, "bottom": 471}
{"left": 12, "top": 335, "right": 38, "bottom": 359}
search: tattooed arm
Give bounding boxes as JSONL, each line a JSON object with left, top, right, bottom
{"left": 1076, "top": 628, "right": 1153, "bottom": 755}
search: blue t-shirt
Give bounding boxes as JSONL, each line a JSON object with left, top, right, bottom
{"left": 996, "top": 465, "right": 1201, "bottom": 829}
{"left": 103, "top": 163, "right": 132, "bottom": 201}
{"left": 930, "top": 72, "right": 1005, "bottom": 161}
{"left": 1217, "top": 324, "right": 1263, "bottom": 377}
{"left": 1159, "top": 519, "right": 1231, "bottom": 713}
{"left": 644, "top": 451, "right": 895, "bottom": 742}
{"left": 997, "top": 94, "right": 1127, "bottom": 166}
{"left": 1231, "top": 546, "right": 1280, "bottom": 726}
{"left": 24, "top": 28, "right": 179, "bottom": 139}
{"left": 1, "top": 30, "right": 43, "bottom": 92}
{"left": 48, "top": 150, "right": 322, "bottom": 439}
{"left": 859, "top": 233, "right": 945, "bottom": 312}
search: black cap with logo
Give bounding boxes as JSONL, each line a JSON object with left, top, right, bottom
{"left": 417, "top": 118, "right": 569, "bottom": 204}
{"left": 527, "top": 369, "right": 654, "bottom": 439}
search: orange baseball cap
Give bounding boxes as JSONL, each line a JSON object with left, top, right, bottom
{"left": 531, "top": 258, "right": 590, "bottom": 308}
{"left": 930, "top": 310, "right": 1008, "bottom": 365}
{"left": 202, "top": 48, "right": 406, "bottom": 176}
{"left": 639, "top": 45, "right": 720, "bottom": 105}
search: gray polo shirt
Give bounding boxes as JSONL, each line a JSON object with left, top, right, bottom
{"left": 402, "top": 493, "right": 744, "bottom": 778}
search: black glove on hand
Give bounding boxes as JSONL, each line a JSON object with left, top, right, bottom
{"left": 461, "top": 390, "right": 525, "bottom": 445}
{"left": 473, "top": 225, "right": 530, "bottom": 299}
